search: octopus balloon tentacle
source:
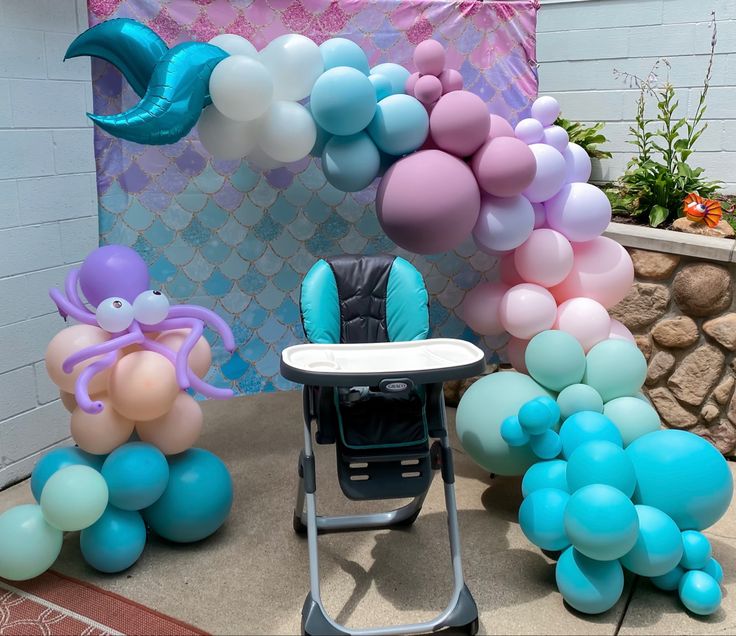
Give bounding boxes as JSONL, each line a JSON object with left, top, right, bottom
{"left": 64, "top": 269, "right": 88, "bottom": 313}
{"left": 62, "top": 329, "right": 143, "bottom": 374}
{"left": 75, "top": 351, "right": 118, "bottom": 414}
{"left": 142, "top": 317, "right": 204, "bottom": 388}
{"left": 167, "top": 305, "right": 236, "bottom": 351}
{"left": 49, "top": 287, "right": 97, "bottom": 325}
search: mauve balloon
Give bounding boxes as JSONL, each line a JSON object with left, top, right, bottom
{"left": 429, "top": 91, "right": 490, "bottom": 157}
{"left": 471, "top": 136, "right": 537, "bottom": 197}
{"left": 489, "top": 113, "right": 515, "bottom": 139}
{"left": 413, "top": 39, "right": 446, "bottom": 76}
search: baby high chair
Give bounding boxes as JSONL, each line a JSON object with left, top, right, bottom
{"left": 280, "top": 254, "right": 484, "bottom": 636}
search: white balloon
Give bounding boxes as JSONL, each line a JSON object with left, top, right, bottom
{"left": 209, "top": 55, "right": 273, "bottom": 122}
{"left": 197, "top": 105, "right": 257, "bottom": 160}
{"left": 257, "top": 101, "right": 317, "bottom": 163}
{"left": 259, "top": 34, "right": 324, "bottom": 101}
{"left": 247, "top": 146, "right": 285, "bottom": 171}
{"left": 208, "top": 34, "right": 258, "bottom": 58}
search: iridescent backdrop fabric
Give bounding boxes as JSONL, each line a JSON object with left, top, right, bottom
{"left": 87, "top": 0, "right": 539, "bottom": 395}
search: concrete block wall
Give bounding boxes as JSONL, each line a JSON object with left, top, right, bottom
{"left": 0, "top": 0, "right": 97, "bottom": 488}
{"left": 537, "top": 0, "right": 736, "bottom": 192}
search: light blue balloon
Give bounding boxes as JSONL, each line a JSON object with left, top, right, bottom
{"left": 620, "top": 505, "right": 683, "bottom": 577}
{"left": 584, "top": 339, "right": 647, "bottom": 402}
{"left": 310, "top": 119, "right": 332, "bottom": 158}
{"left": 31, "top": 447, "right": 105, "bottom": 502}
{"left": 519, "top": 397, "right": 559, "bottom": 435}
{"left": 519, "top": 488, "right": 571, "bottom": 551}
{"left": 0, "top": 505, "right": 63, "bottom": 581}
{"left": 319, "top": 38, "right": 370, "bottom": 75}
{"left": 370, "top": 63, "right": 411, "bottom": 95}
{"left": 651, "top": 565, "right": 685, "bottom": 591}
{"left": 369, "top": 74, "right": 393, "bottom": 102}
{"left": 522, "top": 460, "right": 568, "bottom": 498}
{"left": 366, "top": 94, "right": 429, "bottom": 156}
{"left": 557, "top": 384, "right": 603, "bottom": 421}
{"left": 701, "top": 558, "right": 723, "bottom": 584}
{"left": 500, "top": 416, "right": 530, "bottom": 447}
{"left": 678, "top": 570, "right": 722, "bottom": 615}
{"left": 559, "top": 411, "right": 623, "bottom": 459}
{"left": 321, "top": 132, "right": 381, "bottom": 192}
{"left": 680, "top": 530, "right": 712, "bottom": 569}
{"left": 40, "top": 464, "right": 109, "bottom": 532}
{"left": 564, "top": 484, "right": 639, "bottom": 561}
{"left": 566, "top": 440, "right": 636, "bottom": 497}
{"left": 603, "top": 396, "right": 661, "bottom": 447}
{"left": 310, "top": 66, "right": 377, "bottom": 136}
{"left": 529, "top": 430, "right": 562, "bottom": 460}
{"left": 525, "top": 330, "right": 586, "bottom": 392}
{"left": 101, "top": 442, "right": 169, "bottom": 511}
{"left": 80, "top": 505, "right": 146, "bottom": 573}
{"left": 555, "top": 547, "right": 624, "bottom": 614}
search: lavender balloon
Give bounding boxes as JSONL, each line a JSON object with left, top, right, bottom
{"left": 543, "top": 125, "right": 569, "bottom": 153}
{"left": 472, "top": 194, "right": 535, "bottom": 253}
{"left": 545, "top": 183, "right": 612, "bottom": 242}
{"left": 515, "top": 118, "right": 544, "bottom": 144}
{"left": 562, "top": 142, "right": 592, "bottom": 183}
{"left": 523, "top": 144, "right": 567, "bottom": 203}
{"left": 79, "top": 245, "right": 149, "bottom": 307}
{"left": 531, "top": 96, "right": 561, "bottom": 127}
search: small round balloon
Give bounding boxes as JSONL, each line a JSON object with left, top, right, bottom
{"left": 499, "top": 284, "right": 558, "bottom": 341}
{"left": 518, "top": 396, "right": 560, "bottom": 435}
{"left": 471, "top": 136, "right": 537, "bottom": 198}
{"left": 519, "top": 488, "right": 571, "bottom": 551}
{"left": 522, "top": 459, "right": 568, "bottom": 497}
{"left": 472, "top": 194, "right": 535, "bottom": 253}
{"left": 557, "top": 384, "right": 604, "bottom": 420}
{"left": 620, "top": 505, "right": 683, "bottom": 577}
{"left": 319, "top": 37, "right": 370, "bottom": 74}
{"left": 31, "top": 447, "right": 105, "bottom": 502}
{"left": 545, "top": 182, "right": 612, "bottom": 243}
{"left": 603, "top": 397, "right": 661, "bottom": 447}
{"left": 257, "top": 101, "right": 317, "bottom": 163}
{"left": 197, "top": 105, "right": 256, "bottom": 161}
{"left": 439, "top": 69, "right": 463, "bottom": 94}
{"left": 429, "top": 91, "right": 490, "bottom": 157}
{"left": 413, "top": 39, "right": 446, "bottom": 75}
{"left": 370, "top": 63, "right": 411, "bottom": 95}
{"left": 556, "top": 547, "right": 624, "bottom": 614}
{"left": 543, "top": 125, "right": 569, "bottom": 152}
{"left": 555, "top": 297, "right": 611, "bottom": 353}
{"left": 702, "top": 558, "right": 724, "bottom": 584}
{"left": 530, "top": 429, "right": 563, "bottom": 459}
{"left": 584, "top": 339, "right": 647, "bottom": 402}
{"left": 40, "top": 465, "right": 109, "bottom": 532}
{"left": 135, "top": 392, "right": 204, "bottom": 455}
{"left": 209, "top": 55, "right": 273, "bottom": 122}
{"left": 45, "top": 325, "right": 115, "bottom": 394}
{"left": 514, "top": 118, "right": 544, "bottom": 144}
{"left": 322, "top": 132, "right": 381, "bottom": 192}
{"left": 559, "top": 411, "right": 623, "bottom": 459}
{"left": 259, "top": 33, "right": 323, "bottom": 101}
{"left": 80, "top": 505, "right": 147, "bottom": 573}
{"left": 500, "top": 416, "right": 530, "bottom": 447}
{"left": 566, "top": 440, "right": 636, "bottom": 496}
{"left": 513, "top": 229, "right": 573, "bottom": 288}
{"left": 101, "top": 442, "right": 169, "bottom": 511}
{"left": 562, "top": 142, "right": 592, "bottom": 183}
{"left": 366, "top": 94, "right": 429, "bottom": 156}
{"left": 0, "top": 505, "right": 63, "bottom": 580}
{"left": 651, "top": 565, "right": 686, "bottom": 591}
{"left": 310, "top": 66, "right": 376, "bottom": 137}
{"left": 208, "top": 34, "right": 258, "bottom": 58}
{"left": 678, "top": 570, "right": 722, "bottom": 616}
{"left": 680, "top": 530, "right": 712, "bottom": 569}
{"left": 71, "top": 398, "right": 135, "bottom": 455}
{"left": 413, "top": 75, "right": 443, "bottom": 105}
{"left": 531, "top": 96, "right": 561, "bottom": 127}
{"left": 608, "top": 318, "right": 635, "bottom": 343}
{"left": 460, "top": 282, "right": 509, "bottom": 336}
{"left": 523, "top": 144, "right": 567, "bottom": 203}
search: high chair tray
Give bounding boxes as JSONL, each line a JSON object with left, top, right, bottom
{"left": 280, "top": 338, "right": 485, "bottom": 386}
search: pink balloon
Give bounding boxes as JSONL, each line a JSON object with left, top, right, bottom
{"left": 562, "top": 142, "right": 592, "bottom": 183}
{"left": 523, "top": 144, "right": 567, "bottom": 203}
{"left": 532, "top": 202, "right": 546, "bottom": 228}
{"left": 489, "top": 113, "right": 515, "bottom": 139}
{"left": 405, "top": 71, "right": 420, "bottom": 96}
{"left": 414, "top": 75, "right": 443, "bottom": 105}
{"left": 473, "top": 194, "right": 535, "bottom": 253}
{"left": 549, "top": 236, "right": 634, "bottom": 308}
{"left": 608, "top": 318, "right": 635, "bottom": 343}
{"left": 414, "top": 39, "right": 446, "bottom": 76}
{"left": 71, "top": 397, "right": 135, "bottom": 455}
{"left": 136, "top": 392, "right": 203, "bottom": 455}
{"left": 460, "top": 282, "right": 509, "bottom": 336}
{"left": 506, "top": 337, "right": 530, "bottom": 373}
{"left": 500, "top": 253, "right": 525, "bottom": 286}
{"left": 555, "top": 297, "right": 611, "bottom": 352}
{"left": 499, "top": 283, "right": 557, "bottom": 340}
{"left": 156, "top": 329, "right": 212, "bottom": 378}
{"left": 439, "top": 69, "right": 463, "bottom": 94}
{"left": 377, "top": 150, "right": 480, "bottom": 254}
{"left": 514, "top": 229, "right": 574, "bottom": 288}
{"left": 471, "top": 136, "right": 537, "bottom": 197}
{"left": 545, "top": 182, "right": 612, "bottom": 242}
{"left": 429, "top": 91, "right": 490, "bottom": 157}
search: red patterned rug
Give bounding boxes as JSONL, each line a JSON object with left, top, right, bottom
{"left": 0, "top": 571, "right": 206, "bottom": 635}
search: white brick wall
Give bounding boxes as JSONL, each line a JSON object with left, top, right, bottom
{"left": 0, "top": 0, "right": 97, "bottom": 488}
{"left": 538, "top": 0, "right": 736, "bottom": 193}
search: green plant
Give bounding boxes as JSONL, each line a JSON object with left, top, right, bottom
{"left": 554, "top": 117, "right": 612, "bottom": 159}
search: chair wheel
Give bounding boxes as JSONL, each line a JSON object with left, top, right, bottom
{"left": 394, "top": 508, "right": 421, "bottom": 527}
{"left": 293, "top": 512, "right": 307, "bottom": 536}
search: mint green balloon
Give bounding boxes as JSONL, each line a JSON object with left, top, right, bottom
{"left": 40, "top": 465, "right": 108, "bottom": 531}
{"left": 557, "top": 384, "right": 603, "bottom": 420}
{"left": 525, "top": 330, "right": 586, "bottom": 392}
{"left": 457, "top": 372, "right": 553, "bottom": 475}
{"left": 604, "top": 396, "right": 661, "bottom": 447}
{"left": 584, "top": 339, "right": 647, "bottom": 402}
{"left": 0, "top": 504, "right": 62, "bottom": 580}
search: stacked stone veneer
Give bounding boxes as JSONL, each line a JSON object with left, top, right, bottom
{"left": 610, "top": 249, "right": 736, "bottom": 456}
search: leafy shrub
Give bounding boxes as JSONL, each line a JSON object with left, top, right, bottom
{"left": 554, "top": 117, "right": 611, "bottom": 160}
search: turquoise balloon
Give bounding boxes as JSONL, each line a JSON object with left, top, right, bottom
{"left": 620, "top": 505, "right": 683, "bottom": 577}
{"left": 678, "top": 570, "right": 722, "bottom": 615}
{"left": 584, "top": 339, "right": 647, "bottom": 402}
{"left": 559, "top": 411, "right": 623, "bottom": 459}
{"left": 701, "top": 558, "right": 723, "bottom": 584}
{"left": 310, "top": 119, "right": 332, "bottom": 158}
{"left": 31, "top": 447, "right": 105, "bottom": 502}
{"left": 680, "top": 530, "right": 712, "bottom": 569}
{"left": 457, "top": 372, "right": 552, "bottom": 476}
{"left": 500, "top": 416, "right": 529, "bottom": 447}
{"left": 310, "top": 66, "right": 376, "bottom": 136}
{"left": 80, "top": 505, "right": 146, "bottom": 573}
{"left": 366, "top": 94, "right": 429, "bottom": 156}
{"left": 519, "top": 488, "right": 571, "bottom": 551}
{"left": 40, "top": 464, "right": 108, "bottom": 531}
{"left": 369, "top": 74, "right": 393, "bottom": 101}
{"left": 564, "top": 484, "right": 639, "bottom": 561}
{"left": 557, "top": 384, "right": 603, "bottom": 420}
{"left": 526, "top": 330, "right": 586, "bottom": 392}
{"left": 603, "top": 396, "right": 661, "bottom": 447}
{"left": 321, "top": 132, "right": 381, "bottom": 192}
{"left": 319, "top": 38, "right": 370, "bottom": 75}
{"left": 627, "top": 429, "right": 733, "bottom": 530}
{"left": 0, "top": 505, "right": 63, "bottom": 580}
{"left": 555, "top": 547, "right": 624, "bottom": 614}
{"left": 522, "top": 460, "right": 568, "bottom": 497}
{"left": 529, "top": 429, "right": 562, "bottom": 460}
{"left": 651, "top": 565, "right": 685, "bottom": 591}
{"left": 101, "top": 442, "right": 169, "bottom": 511}
{"left": 519, "top": 396, "right": 560, "bottom": 435}
{"left": 370, "top": 63, "right": 411, "bottom": 95}
{"left": 566, "top": 440, "right": 636, "bottom": 497}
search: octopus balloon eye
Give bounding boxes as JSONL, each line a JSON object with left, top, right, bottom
{"left": 133, "top": 290, "right": 170, "bottom": 325}
{"left": 96, "top": 297, "right": 134, "bottom": 333}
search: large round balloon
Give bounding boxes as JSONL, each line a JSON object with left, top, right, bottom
{"left": 40, "top": 465, "right": 109, "bottom": 532}
{"left": 513, "top": 229, "right": 573, "bottom": 288}
{"left": 197, "top": 105, "right": 256, "bottom": 160}
{"left": 499, "top": 284, "right": 557, "bottom": 340}
{"left": 456, "top": 372, "right": 552, "bottom": 475}
{"left": 259, "top": 33, "right": 323, "bottom": 101}
{"left": 471, "top": 136, "right": 536, "bottom": 197}
{"left": 620, "top": 505, "right": 683, "bottom": 577}
{"left": 626, "top": 429, "right": 733, "bottom": 530}
{"left": 376, "top": 150, "right": 480, "bottom": 254}
{"left": 584, "top": 339, "right": 647, "bottom": 402}
{"left": 257, "top": 101, "right": 317, "bottom": 163}
{"left": 31, "top": 447, "right": 105, "bottom": 502}
{"left": 602, "top": 397, "right": 661, "bottom": 447}
{"left": 319, "top": 37, "right": 370, "bottom": 74}
{"left": 367, "top": 94, "right": 429, "bottom": 156}
{"left": 555, "top": 297, "right": 611, "bottom": 353}
{"left": 545, "top": 183, "right": 612, "bottom": 243}
{"left": 460, "top": 282, "right": 509, "bottom": 336}
{"left": 559, "top": 411, "right": 623, "bottom": 459}
{"left": 519, "top": 488, "right": 571, "bottom": 551}
{"left": 429, "top": 91, "right": 490, "bottom": 157}
{"left": 101, "top": 442, "right": 169, "bottom": 511}
{"left": 370, "top": 63, "right": 411, "bottom": 95}
{"left": 78, "top": 245, "right": 149, "bottom": 307}
{"left": 531, "top": 96, "right": 561, "bottom": 126}
{"left": 0, "top": 504, "right": 63, "bottom": 580}
{"left": 523, "top": 144, "right": 567, "bottom": 203}
{"left": 80, "top": 505, "right": 147, "bottom": 573}
{"left": 135, "top": 392, "right": 203, "bottom": 455}
{"left": 566, "top": 440, "right": 636, "bottom": 497}
{"left": 71, "top": 397, "right": 135, "bottom": 455}
{"left": 525, "top": 330, "right": 585, "bottom": 392}
{"left": 556, "top": 384, "right": 604, "bottom": 420}
{"left": 472, "top": 195, "right": 535, "bottom": 254}
{"left": 556, "top": 547, "right": 624, "bottom": 615}
{"left": 45, "top": 325, "right": 116, "bottom": 394}
{"left": 321, "top": 132, "right": 381, "bottom": 192}
{"left": 522, "top": 459, "right": 568, "bottom": 497}
{"left": 209, "top": 55, "right": 273, "bottom": 122}
{"left": 310, "top": 66, "right": 376, "bottom": 137}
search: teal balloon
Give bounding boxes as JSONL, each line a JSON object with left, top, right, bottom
{"left": 319, "top": 38, "right": 370, "bottom": 75}
{"left": 143, "top": 448, "right": 232, "bottom": 543}
{"left": 678, "top": 570, "right": 722, "bottom": 615}
{"left": 701, "top": 558, "right": 723, "bottom": 584}
{"left": 519, "top": 488, "right": 571, "bottom": 551}
{"left": 310, "top": 119, "right": 332, "bottom": 158}
{"left": 584, "top": 339, "right": 647, "bottom": 402}
{"left": 310, "top": 66, "right": 377, "bottom": 136}
{"left": 566, "top": 440, "right": 636, "bottom": 497}
{"left": 0, "top": 505, "right": 63, "bottom": 581}
{"left": 555, "top": 547, "right": 624, "bottom": 615}
{"left": 40, "top": 464, "right": 108, "bottom": 531}
{"left": 627, "top": 429, "right": 733, "bottom": 530}
{"left": 321, "top": 132, "right": 381, "bottom": 192}
{"left": 525, "top": 330, "right": 586, "bottom": 392}
{"left": 500, "top": 416, "right": 530, "bottom": 447}
{"left": 564, "top": 484, "right": 639, "bottom": 561}
{"left": 80, "top": 505, "right": 146, "bottom": 573}
{"left": 557, "top": 384, "right": 603, "bottom": 420}
{"left": 680, "top": 530, "right": 712, "bottom": 569}
{"left": 456, "top": 372, "right": 552, "bottom": 476}
{"left": 620, "top": 505, "right": 683, "bottom": 577}
{"left": 370, "top": 63, "right": 411, "bottom": 95}
{"left": 31, "top": 447, "right": 104, "bottom": 502}
{"left": 101, "top": 442, "right": 169, "bottom": 511}
{"left": 519, "top": 396, "right": 560, "bottom": 435}
{"left": 530, "top": 430, "right": 562, "bottom": 460}
{"left": 369, "top": 74, "right": 393, "bottom": 102}
{"left": 559, "top": 411, "right": 623, "bottom": 459}
{"left": 603, "top": 396, "right": 661, "bottom": 447}
{"left": 522, "top": 460, "right": 568, "bottom": 497}
{"left": 651, "top": 565, "right": 685, "bottom": 591}
{"left": 366, "top": 94, "right": 429, "bottom": 156}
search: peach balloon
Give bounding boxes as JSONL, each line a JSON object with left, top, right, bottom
{"left": 156, "top": 329, "right": 212, "bottom": 378}
{"left": 555, "top": 297, "right": 611, "bottom": 352}
{"left": 608, "top": 318, "right": 635, "bottom": 343}
{"left": 45, "top": 325, "right": 116, "bottom": 394}
{"left": 460, "top": 282, "right": 509, "bottom": 336}
{"left": 108, "top": 351, "right": 179, "bottom": 421}
{"left": 60, "top": 391, "right": 78, "bottom": 413}
{"left": 499, "top": 283, "right": 557, "bottom": 340}
{"left": 136, "top": 393, "right": 203, "bottom": 455}
{"left": 71, "top": 397, "right": 135, "bottom": 454}
{"left": 506, "top": 337, "right": 529, "bottom": 373}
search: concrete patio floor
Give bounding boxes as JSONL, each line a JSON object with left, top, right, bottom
{"left": 1, "top": 391, "right": 734, "bottom": 635}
